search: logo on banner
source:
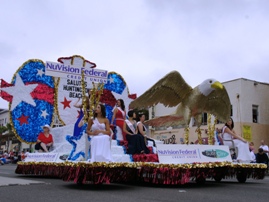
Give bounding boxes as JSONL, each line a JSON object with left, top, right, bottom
{"left": 201, "top": 149, "right": 229, "bottom": 158}
{"left": 157, "top": 144, "right": 232, "bottom": 164}
{"left": 45, "top": 61, "right": 108, "bottom": 83}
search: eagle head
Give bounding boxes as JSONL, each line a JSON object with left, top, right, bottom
{"left": 198, "top": 79, "right": 223, "bottom": 96}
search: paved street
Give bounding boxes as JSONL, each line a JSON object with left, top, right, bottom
{"left": 0, "top": 164, "right": 268, "bottom": 202}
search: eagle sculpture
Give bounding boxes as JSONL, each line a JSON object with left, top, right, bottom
{"left": 129, "top": 71, "right": 231, "bottom": 143}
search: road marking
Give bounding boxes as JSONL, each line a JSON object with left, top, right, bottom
{"left": 178, "top": 190, "right": 186, "bottom": 192}
{"left": 0, "top": 171, "right": 11, "bottom": 174}
{"left": 0, "top": 176, "right": 47, "bottom": 187}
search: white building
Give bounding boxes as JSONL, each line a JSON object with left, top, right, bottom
{"left": 222, "top": 78, "right": 269, "bottom": 147}
{"left": 148, "top": 78, "right": 269, "bottom": 149}
{"left": 0, "top": 108, "right": 9, "bottom": 126}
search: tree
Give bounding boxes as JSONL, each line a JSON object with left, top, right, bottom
{"left": 0, "top": 125, "right": 8, "bottom": 148}
{"left": 0, "top": 125, "right": 7, "bottom": 134}
{"left": 5, "top": 123, "right": 16, "bottom": 152}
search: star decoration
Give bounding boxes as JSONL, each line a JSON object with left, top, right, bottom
{"left": 61, "top": 97, "right": 72, "bottom": 109}
{"left": 112, "top": 87, "right": 135, "bottom": 110}
{"left": 17, "top": 115, "right": 29, "bottom": 125}
{"left": 41, "top": 109, "right": 49, "bottom": 118}
{"left": 37, "top": 69, "right": 44, "bottom": 77}
{"left": 66, "top": 124, "right": 88, "bottom": 161}
{"left": 0, "top": 74, "right": 38, "bottom": 110}
{"left": 109, "top": 77, "right": 114, "bottom": 83}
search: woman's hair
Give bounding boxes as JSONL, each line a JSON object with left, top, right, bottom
{"left": 118, "top": 99, "right": 125, "bottom": 111}
{"left": 94, "top": 104, "right": 106, "bottom": 119}
{"left": 127, "top": 110, "right": 134, "bottom": 118}
{"left": 137, "top": 113, "right": 145, "bottom": 122}
{"left": 225, "top": 117, "right": 234, "bottom": 129}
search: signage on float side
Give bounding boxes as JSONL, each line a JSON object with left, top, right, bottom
{"left": 24, "top": 153, "right": 58, "bottom": 162}
{"left": 157, "top": 144, "right": 232, "bottom": 164}
{"left": 45, "top": 61, "right": 108, "bottom": 83}
{"left": 24, "top": 153, "right": 72, "bottom": 163}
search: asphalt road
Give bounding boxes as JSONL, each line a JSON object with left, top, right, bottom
{"left": 0, "top": 164, "right": 268, "bottom": 202}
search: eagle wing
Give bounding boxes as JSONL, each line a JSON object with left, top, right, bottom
{"left": 203, "top": 86, "right": 231, "bottom": 122}
{"left": 130, "top": 71, "right": 193, "bottom": 109}
{"left": 145, "top": 114, "right": 184, "bottom": 127}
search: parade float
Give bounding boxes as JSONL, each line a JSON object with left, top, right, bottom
{"left": 0, "top": 55, "right": 266, "bottom": 185}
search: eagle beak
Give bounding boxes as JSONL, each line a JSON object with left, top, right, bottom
{"left": 211, "top": 81, "right": 223, "bottom": 90}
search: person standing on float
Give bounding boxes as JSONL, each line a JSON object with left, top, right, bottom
{"left": 111, "top": 99, "right": 126, "bottom": 141}
{"left": 73, "top": 90, "right": 91, "bottom": 137}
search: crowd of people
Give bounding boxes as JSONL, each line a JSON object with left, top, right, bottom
{"left": 86, "top": 99, "right": 156, "bottom": 162}
{"left": 247, "top": 140, "right": 269, "bottom": 164}
{"left": 0, "top": 149, "right": 30, "bottom": 165}
{"left": 27, "top": 97, "right": 155, "bottom": 163}
{"left": 31, "top": 102, "right": 268, "bottom": 165}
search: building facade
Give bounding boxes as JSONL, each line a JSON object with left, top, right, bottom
{"left": 0, "top": 108, "right": 9, "bottom": 126}
{"left": 0, "top": 108, "right": 10, "bottom": 151}
{"left": 148, "top": 78, "right": 269, "bottom": 149}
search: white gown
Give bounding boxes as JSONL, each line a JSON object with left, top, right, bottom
{"left": 89, "top": 118, "right": 113, "bottom": 162}
{"left": 222, "top": 126, "right": 252, "bottom": 162}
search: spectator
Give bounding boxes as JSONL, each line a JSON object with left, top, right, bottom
{"left": 3, "top": 150, "right": 8, "bottom": 158}
{"left": 21, "top": 151, "right": 26, "bottom": 161}
{"left": 256, "top": 148, "right": 269, "bottom": 164}
{"left": 0, "top": 155, "right": 6, "bottom": 165}
{"left": 25, "top": 149, "right": 30, "bottom": 156}
{"left": 2, "top": 151, "right": 9, "bottom": 164}
{"left": 9, "top": 150, "right": 14, "bottom": 162}
{"left": 259, "top": 140, "right": 268, "bottom": 157}
{"left": 249, "top": 142, "right": 256, "bottom": 162}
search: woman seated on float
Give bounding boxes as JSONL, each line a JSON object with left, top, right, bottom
{"left": 222, "top": 118, "right": 252, "bottom": 162}
{"left": 34, "top": 124, "right": 53, "bottom": 152}
{"left": 86, "top": 103, "right": 113, "bottom": 162}
{"left": 123, "top": 110, "right": 149, "bottom": 154}
{"left": 137, "top": 113, "right": 156, "bottom": 152}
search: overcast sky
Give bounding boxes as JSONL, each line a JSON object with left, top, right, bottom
{"left": 1, "top": 0, "right": 269, "bottom": 109}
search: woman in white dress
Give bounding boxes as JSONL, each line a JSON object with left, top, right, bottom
{"left": 222, "top": 118, "right": 252, "bottom": 162}
{"left": 86, "top": 104, "right": 113, "bottom": 162}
